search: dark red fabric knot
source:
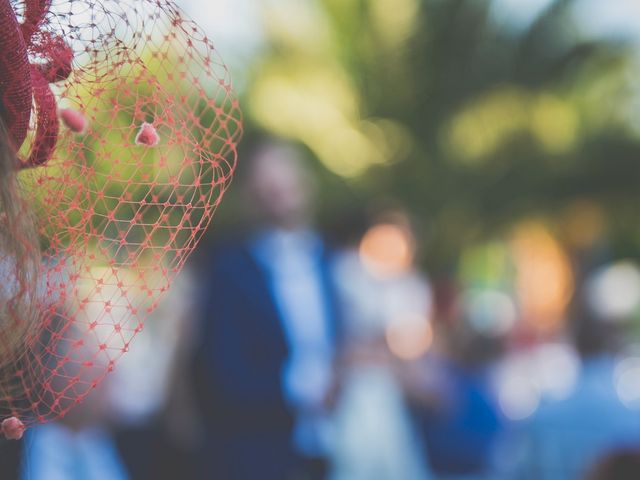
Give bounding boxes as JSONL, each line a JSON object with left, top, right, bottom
{"left": 0, "top": 0, "right": 32, "bottom": 152}
{"left": 36, "top": 32, "right": 75, "bottom": 84}
{"left": 0, "top": 0, "right": 73, "bottom": 168}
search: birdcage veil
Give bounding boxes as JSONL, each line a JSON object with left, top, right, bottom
{"left": 0, "top": 0, "right": 241, "bottom": 436}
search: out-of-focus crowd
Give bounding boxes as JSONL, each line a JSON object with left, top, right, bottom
{"left": 5, "top": 140, "right": 640, "bottom": 480}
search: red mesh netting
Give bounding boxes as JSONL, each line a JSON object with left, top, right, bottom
{"left": 0, "top": 0, "right": 241, "bottom": 434}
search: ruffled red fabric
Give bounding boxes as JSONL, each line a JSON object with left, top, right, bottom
{"left": 0, "top": 0, "right": 32, "bottom": 152}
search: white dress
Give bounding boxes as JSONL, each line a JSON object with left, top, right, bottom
{"left": 329, "top": 250, "right": 433, "bottom": 480}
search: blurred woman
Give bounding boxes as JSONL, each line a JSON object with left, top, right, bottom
{"left": 330, "top": 211, "right": 434, "bottom": 480}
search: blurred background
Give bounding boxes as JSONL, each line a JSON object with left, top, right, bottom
{"left": 12, "top": 0, "right": 640, "bottom": 479}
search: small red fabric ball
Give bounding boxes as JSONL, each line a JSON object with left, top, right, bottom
{"left": 2, "top": 417, "right": 25, "bottom": 440}
{"left": 135, "top": 122, "right": 160, "bottom": 146}
{"left": 60, "top": 108, "right": 87, "bottom": 134}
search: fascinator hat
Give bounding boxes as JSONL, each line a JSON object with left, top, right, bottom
{"left": 0, "top": 0, "right": 240, "bottom": 438}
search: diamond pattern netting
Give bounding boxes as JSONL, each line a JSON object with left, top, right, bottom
{"left": 0, "top": 0, "right": 241, "bottom": 430}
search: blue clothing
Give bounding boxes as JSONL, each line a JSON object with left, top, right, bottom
{"left": 509, "top": 356, "right": 640, "bottom": 480}
{"left": 416, "top": 361, "right": 502, "bottom": 476}
{"left": 192, "top": 235, "right": 340, "bottom": 480}
{"left": 23, "top": 424, "right": 130, "bottom": 480}
{"left": 251, "top": 230, "right": 336, "bottom": 456}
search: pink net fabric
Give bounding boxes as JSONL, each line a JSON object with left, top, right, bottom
{"left": 0, "top": 0, "right": 241, "bottom": 430}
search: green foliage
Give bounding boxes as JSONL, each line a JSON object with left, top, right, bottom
{"left": 231, "top": 0, "right": 640, "bottom": 273}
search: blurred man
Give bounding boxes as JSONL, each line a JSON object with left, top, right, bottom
{"left": 192, "top": 141, "right": 341, "bottom": 480}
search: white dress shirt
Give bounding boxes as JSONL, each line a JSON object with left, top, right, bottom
{"left": 252, "top": 228, "right": 335, "bottom": 457}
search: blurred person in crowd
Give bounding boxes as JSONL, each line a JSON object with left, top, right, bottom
{"left": 329, "top": 211, "right": 434, "bottom": 480}
{"left": 502, "top": 273, "right": 640, "bottom": 480}
{"left": 20, "top": 382, "right": 130, "bottom": 480}
{"left": 109, "top": 272, "right": 199, "bottom": 480}
{"left": 0, "top": 327, "right": 131, "bottom": 480}
{"left": 0, "top": 396, "right": 130, "bottom": 480}
{"left": 405, "top": 292, "right": 504, "bottom": 480}
{"left": 0, "top": 257, "right": 134, "bottom": 479}
{"left": 191, "top": 140, "right": 341, "bottom": 480}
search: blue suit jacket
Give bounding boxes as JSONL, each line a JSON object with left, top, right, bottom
{"left": 191, "top": 238, "right": 341, "bottom": 480}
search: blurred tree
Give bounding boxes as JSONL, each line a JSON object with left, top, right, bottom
{"left": 233, "top": 0, "right": 640, "bottom": 272}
